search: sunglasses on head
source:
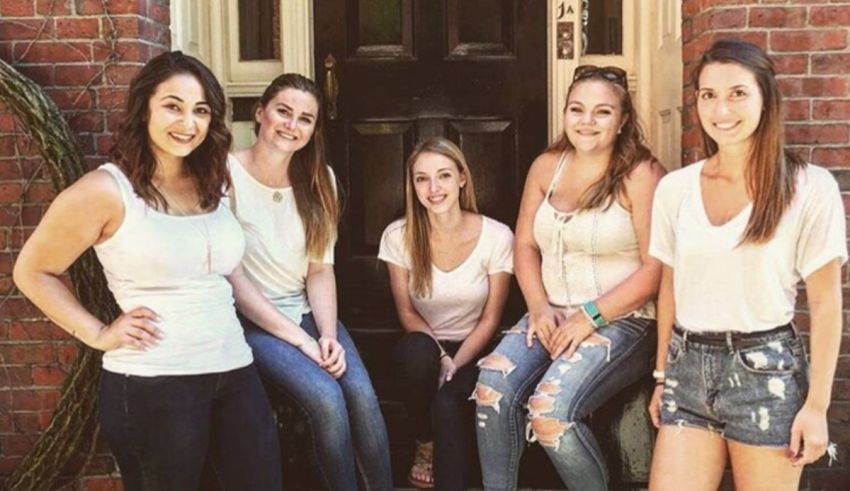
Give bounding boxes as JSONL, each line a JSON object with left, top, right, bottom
{"left": 572, "top": 65, "right": 628, "bottom": 90}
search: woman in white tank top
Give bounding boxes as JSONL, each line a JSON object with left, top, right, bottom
{"left": 475, "top": 66, "right": 665, "bottom": 491}
{"left": 12, "top": 52, "right": 301, "bottom": 490}
{"left": 378, "top": 137, "right": 514, "bottom": 490}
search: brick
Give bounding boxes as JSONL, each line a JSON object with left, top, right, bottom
{"left": 0, "top": 0, "right": 36, "bottom": 16}
{"left": 45, "top": 89, "right": 94, "bottom": 111}
{"left": 104, "top": 64, "right": 141, "bottom": 85}
{"left": 711, "top": 8, "right": 747, "bottom": 29}
{"left": 0, "top": 183, "right": 23, "bottom": 202}
{"left": 96, "top": 88, "right": 128, "bottom": 109}
{"left": 772, "top": 54, "right": 808, "bottom": 75}
{"left": 149, "top": 1, "right": 170, "bottom": 24}
{"left": 16, "top": 65, "right": 55, "bottom": 87}
{"left": 786, "top": 124, "right": 849, "bottom": 145}
{"left": 784, "top": 100, "right": 809, "bottom": 121}
{"left": 0, "top": 19, "right": 53, "bottom": 41}
{"left": 814, "top": 100, "right": 850, "bottom": 121}
{"left": 770, "top": 30, "right": 848, "bottom": 52}
{"left": 0, "top": 433, "right": 40, "bottom": 456}
{"left": 10, "top": 389, "right": 62, "bottom": 411}
{"left": 779, "top": 77, "right": 849, "bottom": 98}
{"left": 811, "top": 6, "right": 850, "bottom": 26}
{"left": 7, "top": 321, "right": 66, "bottom": 341}
{"left": 749, "top": 7, "right": 807, "bottom": 28}
{"left": 68, "top": 111, "right": 105, "bottom": 133}
{"left": 0, "top": 297, "right": 46, "bottom": 317}
{"left": 14, "top": 41, "right": 91, "bottom": 64}
{"left": 54, "top": 64, "right": 102, "bottom": 87}
{"left": 0, "top": 344, "right": 57, "bottom": 364}
{"left": 0, "top": 366, "right": 34, "bottom": 386}
{"left": 36, "top": 0, "right": 73, "bottom": 15}
{"left": 55, "top": 18, "right": 100, "bottom": 38}
{"left": 12, "top": 411, "right": 53, "bottom": 433}
{"left": 23, "top": 181, "right": 56, "bottom": 202}
{"left": 813, "top": 148, "right": 850, "bottom": 168}
{"left": 105, "top": 16, "right": 142, "bottom": 38}
{"left": 75, "top": 0, "right": 145, "bottom": 15}
{"left": 812, "top": 54, "right": 850, "bottom": 75}
{"left": 33, "top": 366, "right": 68, "bottom": 386}
{"left": 57, "top": 343, "right": 79, "bottom": 365}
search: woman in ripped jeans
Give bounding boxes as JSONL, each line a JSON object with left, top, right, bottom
{"left": 475, "top": 65, "right": 666, "bottom": 491}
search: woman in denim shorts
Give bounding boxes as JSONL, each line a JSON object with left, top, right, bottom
{"left": 648, "top": 39, "right": 847, "bottom": 491}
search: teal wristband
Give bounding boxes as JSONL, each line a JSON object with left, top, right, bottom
{"left": 581, "top": 301, "right": 607, "bottom": 329}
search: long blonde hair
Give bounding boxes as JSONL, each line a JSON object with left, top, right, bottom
{"left": 254, "top": 73, "right": 339, "bottom": 259}
{"left": 693, "top": 39, "right": 804, "bottom": 244}
{"left": 404, "top": 138, "right": 478, "bottom": 297}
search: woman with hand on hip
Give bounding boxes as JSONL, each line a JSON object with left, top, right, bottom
{"left": 379, "top": 137, "right": 514, "bottom": 490}
{"left": 229, "top": 73, "right": 392, "bottom": 491}
{"left": 648, "top": 39, "right": 845, "bottom": 491}
{"left": 13, "top": 52, "right": 284, "bottom": 490}
{"left": 475, "top": 65, "right": 665, "bottom": 491}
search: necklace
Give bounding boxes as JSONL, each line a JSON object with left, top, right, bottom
{"left": 272, "top": 190, "right": 283, "bottom": 202}
{"left": 157, "top": 185, "right": 213, "bottom": 273}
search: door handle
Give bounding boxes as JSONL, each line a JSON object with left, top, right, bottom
{"left": 324, "top": 54, "right": 339, "bottom": 120}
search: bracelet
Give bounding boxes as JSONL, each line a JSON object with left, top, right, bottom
{"left": 652, "top": 369, "right": 666, "bottom": 380}
{"left": 581, "top": 301, "right": 607, "bottom": 329}
{"left": 655, "top": 380, "right": 666, "bottom": 386}
{"left": 440, "top": 352, "right": 451, "bottom": 360}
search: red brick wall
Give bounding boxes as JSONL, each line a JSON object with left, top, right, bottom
{"left": 681, "top": 0, "right": 850, "bottom": 487}
{"left": 0, "top": 1, "right": 169, "bottom": 488}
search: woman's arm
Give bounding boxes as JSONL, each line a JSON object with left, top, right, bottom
{"left": 548, "top": 160, "right": 665, "bottom": 359}
{"left": 305, "top": 261, "right": 346, "bottom": 377}
{"left": 515, "top": 153, "right": 562, "bottom": 349}
{"left": 386, "top": 263, "right": 440, "bottom": 341}
{"left": 452, "top": 272, "right": 511, "bottom": 369}
{"left": 649, "top": 264, "right": 675, "bottom": 427}
{"left": 13, "top": 171, "right": 161, "bottom": 351}
{"left": 227, "top": 265, "right": 323, "bottom": 364}
{"left": 789, "top": 259, "right": 842, "bottom": 465}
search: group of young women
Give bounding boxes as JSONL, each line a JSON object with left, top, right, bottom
{"left": 12, "top": 38, "right": 843, "bottom": 491}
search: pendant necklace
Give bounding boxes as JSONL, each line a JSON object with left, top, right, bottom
{"left": 158, "top": 186, "right": 213, "bottom": 273}
{"left": 272, "top": 190, "right": 283, "bottom": 202}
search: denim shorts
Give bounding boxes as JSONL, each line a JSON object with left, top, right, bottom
{"left": 659, "top": 324, "right": 809, "bottom": 447}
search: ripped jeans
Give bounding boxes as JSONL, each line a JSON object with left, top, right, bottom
{"left": 474, "top": 314, "right": 655, "bottom": 491}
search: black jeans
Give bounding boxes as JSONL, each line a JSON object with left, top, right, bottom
{"left": 393, "top": 331, "right": 483, "bottom": 491}
{"left": 97, "top": 364, "right": 282, "bottom": 491}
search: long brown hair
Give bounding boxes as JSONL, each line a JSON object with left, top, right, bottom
{"left": 254, "top": 73, "right": 339, "bottom": 260}
{"left": 110, "top": 51, "right": 232, "bottom": 211}
{"left": 693, "top": 39, "right": 804, "bottom": 244}
{"left": 547, "top": 71, "right": 655, "bottom": 211}
{"left": 404, "top": 137, "right": 478, "bottom": 297}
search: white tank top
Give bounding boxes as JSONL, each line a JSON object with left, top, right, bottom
{"left": 93, "top": 163, "right": 253, "bottom": 376}
{"left": 532, "top": 152, "right": 655, "bottom": 319}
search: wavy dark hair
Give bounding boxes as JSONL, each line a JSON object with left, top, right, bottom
{"left": 693, "top": 39, "right": 804, "bottom": 244}
{"left": 547, "top": 68, "right": 656, "bottom": 211}
{"left": 109, "top": 51, "right": 232, "bottom": 211}
{"left": 254, "top": 73, "right": 339, "bottom": 260}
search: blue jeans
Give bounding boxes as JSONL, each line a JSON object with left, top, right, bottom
{"left": 475, "top": 314, "right": 656, "bottom": 491}
{"left": 97, "top": 364, "right": 282, "bottom": 491}
{"left": 243, "top": 313, "right": 393, "bottom": 491}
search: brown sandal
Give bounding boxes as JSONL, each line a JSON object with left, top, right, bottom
{"left": 407, "top": 440, "right": 434, "bottom": 489}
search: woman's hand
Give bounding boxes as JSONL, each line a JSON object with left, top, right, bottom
{"left": 319, "top": 336, "right": 347, "bottom": 379}
{"left": 649, "top": 383, "right": 664, "bottom": 428}
{"left": 92, "top": 306, "right": 163, "bottom": 351}
{"left": 297, "top": 336, "right": 324, "bottom": 366}
{"left": 438, "top": 355, "right": 457, "bottom": 390}
{"left": 547, "top": 311, "right": 595, "bottom": 359}
{"left": 789, "top": 404, "right": 830, "bottom": 466}
{"left": 526, "top": 306, "right": 564, "bottom": 350}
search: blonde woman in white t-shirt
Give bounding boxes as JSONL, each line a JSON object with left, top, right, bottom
{"left": 648, "top": 39, "right": 847, "bottom": 491}
{"left": 378, "top": 137, "right": 514, "bottom": 490}
{"left": 229, "top": 74, "right": 392, "bottom": 491}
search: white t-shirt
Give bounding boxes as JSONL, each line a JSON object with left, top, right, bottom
{"left": 226, "top": 154, "right": 335, "bottom": 325}
{"left": 94, "top": 164, "right": 253, "bottom": 376}
{"left": 649, "top": 160, "right": 848, "bottom": 333}
{"left": 378, "top": 216, "right": 514, "bottom": 341}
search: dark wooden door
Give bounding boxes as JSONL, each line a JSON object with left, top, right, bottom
{"left": 313, "top": 0, "right": 546, "bottom": 486}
